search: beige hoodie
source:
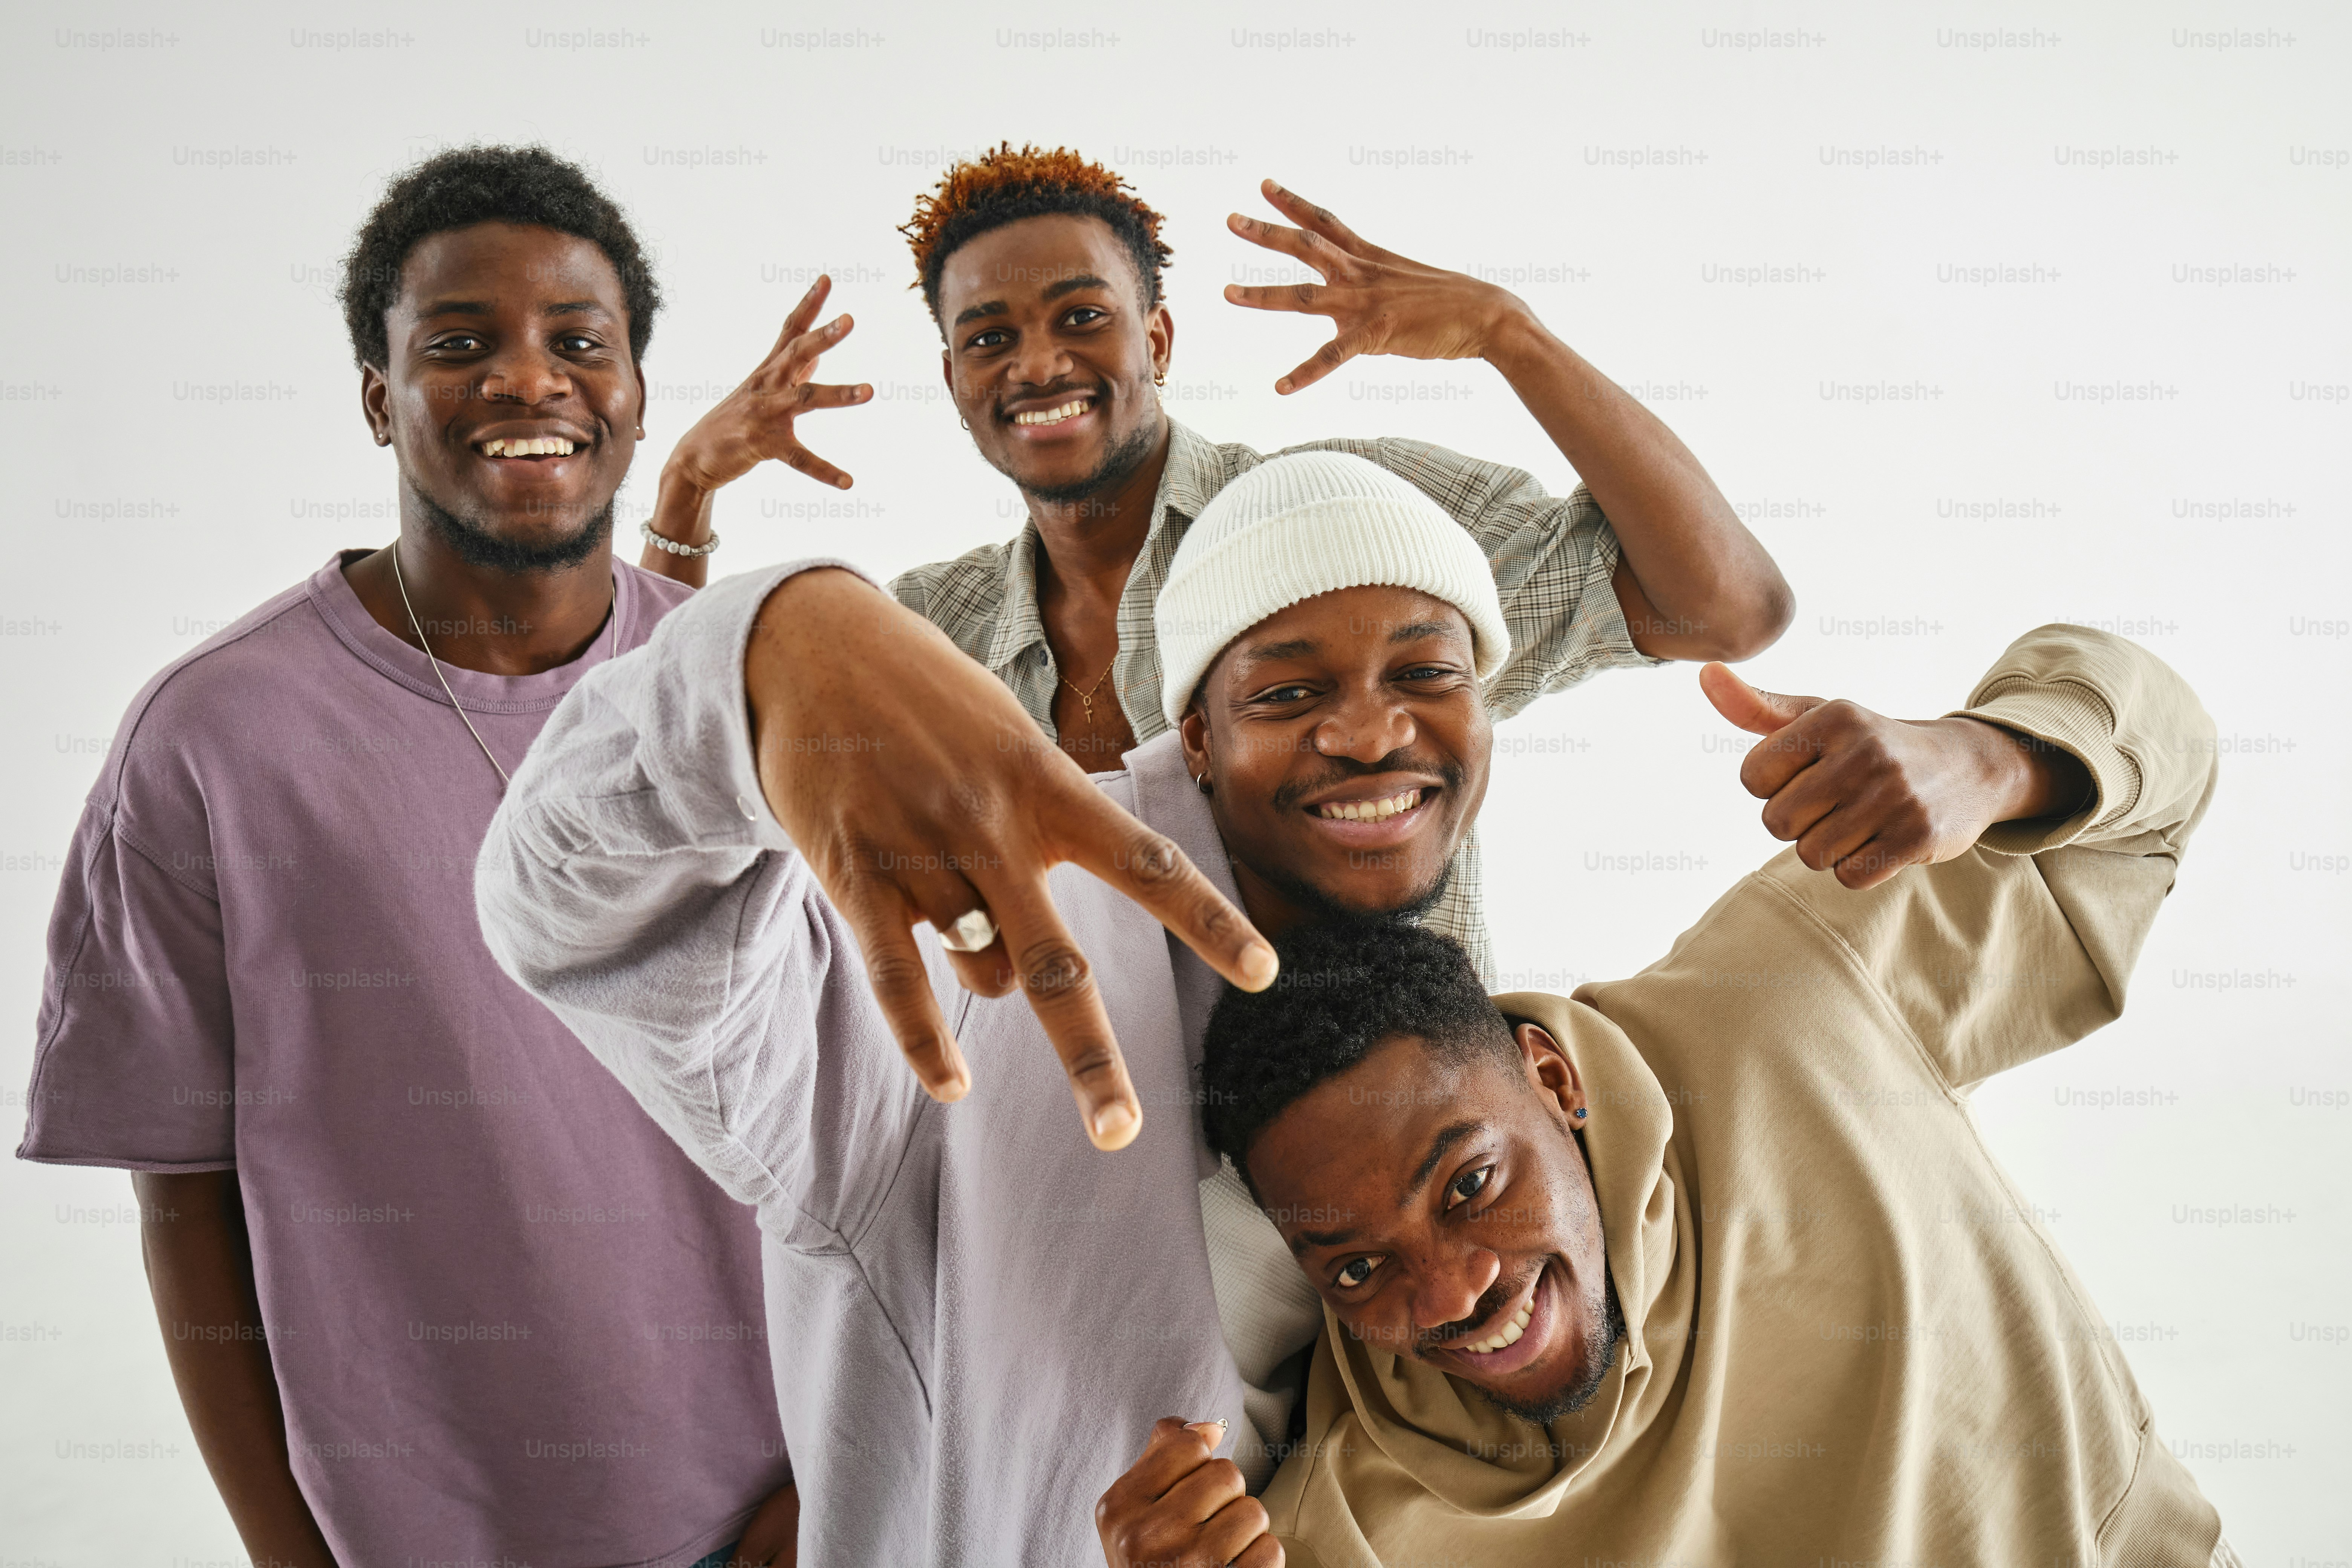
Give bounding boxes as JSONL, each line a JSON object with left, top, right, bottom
{"left": 1263, "top": 625, "right": 2223, "bottom": 1568}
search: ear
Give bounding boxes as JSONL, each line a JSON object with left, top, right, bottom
{"left": 1517, "top": 1022, "right": 1587, "bottom": 1125}
{"left": 1148, "top": 301, "right": 1175, "bottom": 383}
{"left": 631, "top": 352, "right": 649, "bottom": 439}
{"left": 1178, "top": 704, "right": 1212, "bottom": 787}
{"left": 360, "top": 363, "right": 392, "bottom": 447}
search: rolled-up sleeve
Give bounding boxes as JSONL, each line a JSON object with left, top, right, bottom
{"left": 476, "top": 559, "right": 938, "bottom": 1248}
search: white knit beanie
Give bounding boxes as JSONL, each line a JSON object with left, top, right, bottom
{"left": 1155, "top": 451, "right": 1510, "bottom": 725}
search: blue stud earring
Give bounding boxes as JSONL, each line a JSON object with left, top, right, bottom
{"left": 1574, "top": 1108, "right": 1588, "bottom": 1120}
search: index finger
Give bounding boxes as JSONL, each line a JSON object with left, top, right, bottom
{"left": 766, "top": 274, "right": 832, "bottom": 358}
{"left": 1056, "top": 786, "right": 1278, "bottom": 995}
{"left": 1738, "top": 709, "right": 1832, "bottom": 801}
{"left": 1259, "top": 178, "right": 1387, "bottom": 260}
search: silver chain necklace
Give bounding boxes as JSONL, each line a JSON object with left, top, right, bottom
{"left": 389, "top": 548, "right": 616, "bottom": 788}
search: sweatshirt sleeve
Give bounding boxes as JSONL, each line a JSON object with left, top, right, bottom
{"left": 474, "top": 558, "right": 940, "bottom": 1248}
{"left": 1750, "top": 624, "right": 2219, "bottom": 1089}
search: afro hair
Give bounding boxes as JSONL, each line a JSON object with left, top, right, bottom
{"left": 338, "top": 144, "right": 660, "bottom": 370}
{"left": 900, "top": 141, "right": 1172, "bottom": 327}
{"left": 1200, "top": 919, "right": 1518, "bottom": 1190}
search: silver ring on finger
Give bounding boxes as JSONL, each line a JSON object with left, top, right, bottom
{"left": 935, "top": 906, "right": 1000, "bottom": 953}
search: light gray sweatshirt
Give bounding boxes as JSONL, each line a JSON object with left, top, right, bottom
{"left": 475, "top": 561, "right": 1323, "bottom": 1567}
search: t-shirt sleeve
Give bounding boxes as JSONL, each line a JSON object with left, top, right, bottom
{"left": 1276, "top": 435, "right": 1663, "bottom": 722}
{"left": 18, "top": 717, "right": 238, "bottom": 1171}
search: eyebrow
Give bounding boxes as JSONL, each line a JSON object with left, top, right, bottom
{"left": 1389, "top": 620, "right": 1456, "bottom": 644}
{"left": 1402, "top": 1120, "right": 1481, "bottom": 1207}
{"left": 1291, "top": 1225, "right": 1357, "bottom": 1255}
{"left": 411, "top": 299, "right": 611, "bottom": 320}
{"left": 1240, "top": 637, "right": 1320, "bottom": 665}
{"left": 951, "top": 299, "right": 1006, "bottom": 328}
{"left": 1042, "top": 272, "right": 1111, "bottom": 301}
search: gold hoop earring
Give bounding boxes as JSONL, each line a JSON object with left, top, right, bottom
{"left": 1153, "top": 368, "right": 1168, "bottom": 388}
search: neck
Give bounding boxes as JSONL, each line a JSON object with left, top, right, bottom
{"left": 1229, "top": 860, "right": 1314, "bottom": 942}
{"left": 1025, "top": 418, "right": 1171, "bottom": 594}
{"left": 346, "top": 506, "right": 617, "bottom": 677}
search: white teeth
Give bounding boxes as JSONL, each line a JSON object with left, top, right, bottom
{"left": 1318, "top": 789, "right": 1424, "bottom": 822}
{"left": 1461, "top": 1302, "right": 1534, "bottom": 1354}
{"left": 1013, "top": 399, "right": 1089, "bottom": 427}
{"left": 481, "top": 436, "right": 577, "bottom": 457}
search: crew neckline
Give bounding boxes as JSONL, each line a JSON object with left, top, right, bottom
{"left": 306, "top": 548, "right": 639, "bottom": 714}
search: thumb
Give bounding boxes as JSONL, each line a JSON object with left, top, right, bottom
{"left": 1700, "top": 662, "right": 1823, "bottom": 737}
{"left": 1184, "top": 1418, "right": 1230, "bottom": 1448}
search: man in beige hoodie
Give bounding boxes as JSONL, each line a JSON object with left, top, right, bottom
{"left": 1099, "top": 624, "right": 2231, "bottom": 1568}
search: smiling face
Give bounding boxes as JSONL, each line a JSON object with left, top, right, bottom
{"left": 936, "top": 213, "right": 1171, "bottom": 504}
{"left": 1246, "top": 1024, "right": 1620, "bottom": 1425}
{"left": 1179, "top": 584, "right": 1492, "bottom": 929}
{"left": 363, "top": 221, "right": 644, "bottom": 570}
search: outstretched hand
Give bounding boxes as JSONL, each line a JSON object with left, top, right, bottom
{"left": 1222, "top": 178, "right": 1530, "bottom": 395}
{"left": 748, "top": 569, "right": 1279, "bottom": 1151}
{"left": 666, "top": 275, "right": 872, "bottom": 493}
{"left": 1700, "top": 663, "right": 2091, "bottom": 890}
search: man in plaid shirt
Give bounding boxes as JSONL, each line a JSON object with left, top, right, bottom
{"left": 638, "top": 146, "right": 1792, "bottom": 979}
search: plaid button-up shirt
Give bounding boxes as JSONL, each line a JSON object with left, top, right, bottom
{"left": 890, "top": 420, "right": 1660, "bottom": 981}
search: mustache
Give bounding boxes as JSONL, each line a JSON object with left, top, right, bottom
{"left": 1416, "top": 1264, "right": 1542, "bottom": 1354}
{"left": 1269, "top": 747, "right": 1465, "bottom": 815}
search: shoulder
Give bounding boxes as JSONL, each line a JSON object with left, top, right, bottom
{"left": 1269, "top": 435, "right": 1553, "bottom": 513}
{"left": 619, "top": 559, "right": 697, "bottom": 629}
{"left": 886, "top": 538, "right": 1020, "bottom": 632}
{"left": 81, "top": 577, "right": 326, "bottom": 839}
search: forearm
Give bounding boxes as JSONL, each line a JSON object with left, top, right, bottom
{"left": 1484, "top": 314, "right": 1791, "bottom": 660}
{"left": 135, "top": 1172, "right": 337, "bottom": 1568}
{"left": 638, "top": 464, "right": 715, "bottom": 589}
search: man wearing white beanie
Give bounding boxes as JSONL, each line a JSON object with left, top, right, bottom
{"left": 476, "top": 449, "right": 1589, "bottom": 1563}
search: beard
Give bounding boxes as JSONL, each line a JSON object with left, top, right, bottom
{"left": 410, "top": 479, "right": 614, "bottom": 574}
{"left": 1011, "top": 405, "right": 1162, "bottom": 506}
{"left": 1253, "top": 855, "right": 1454, "bottom": 929}
{"left": 1482, "top": 1269, "right": 1627, "bottom": 1429}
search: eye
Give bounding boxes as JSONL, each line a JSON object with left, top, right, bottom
{"left": 1444, "top": 1166, "right": 1493, "bottom": 1211}
{"left": 1062, "top": 305, "right": 1107, "bottom": 327}
{"left": 1397, "top": 663, "right": 1457, "bottom": 683}
{"left": 966, "top": 327, "right": 1010, "bottom": 351}
{"left": 553, "top": 333, "right": 599, "bottom": 352}
{"left": 1250, "top": 682, "right": 1317, "bottom": 704}
{"left": 1334, "top": 1256, "right": 1383, "bottom": 1289}
{"left": 432, "top": 334, "right": 485, "bottom": 353}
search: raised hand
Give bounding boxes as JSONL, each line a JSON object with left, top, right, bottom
{"left": 1222, "top": 178, "right": 1530, "bottom": 395}
{"left": 748, "top": 568, "right": 1279, "bottom": 1150}
{"left": 1700, "top": 663, "right": 2091, "bottom": 890}
{"left": 1096, "top": 1418, "right": 1282, "bottom": 1568}
{"left": 666, "top": 274, "right": 873, "bottom": 493}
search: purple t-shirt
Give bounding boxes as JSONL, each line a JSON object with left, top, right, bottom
{"left": 19, "top": 552, "right": 789, "bottom": 1568}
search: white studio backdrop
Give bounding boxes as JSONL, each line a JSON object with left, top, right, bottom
{"left": 2, "top": 0, "right": 2345, "bottom": 1560}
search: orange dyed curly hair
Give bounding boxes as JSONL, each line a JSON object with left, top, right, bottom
{"left": 900, "top": 142, "right": 1172, "bottom": 326}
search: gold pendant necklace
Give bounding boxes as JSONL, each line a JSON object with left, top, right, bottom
{"left": 1060, "top": 653, "right": 1119, "bottom": 729}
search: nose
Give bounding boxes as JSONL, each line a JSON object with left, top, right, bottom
{"left": 1005, "top": 328, "right": 1073, "bottom": 392}
{"left": 1313, "top": 683, "right": 1416, "bottom": 764}
{"left": 480, "top": 340, "right": 572, "bottom": 405}
{"left": 1413, "top": 1246, "right": 1501, "bottom": 1336}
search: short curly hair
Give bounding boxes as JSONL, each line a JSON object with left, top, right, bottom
{"left": 338, "top": 144, "right": 661, "bottom": 370}
{"left": 900, "top": 142, "right": 1172, "bottom": 326}
{"left": 1201, "top": 920, "right": 1517, "bottom": 1191}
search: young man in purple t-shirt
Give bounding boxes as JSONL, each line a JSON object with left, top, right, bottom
{"left": 17, "top": 147, "right": 853, "bottom": 1568}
